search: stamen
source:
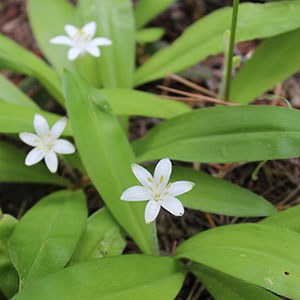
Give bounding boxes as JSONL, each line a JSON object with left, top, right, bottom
{"left": 147, "top": 178, "right": 153, "bottom": 183}
{"left": 159, "top": 175, "right": 164, "bottom": 184}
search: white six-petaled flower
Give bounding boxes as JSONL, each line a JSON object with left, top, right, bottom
{"left": 121, "top": 158, "right": 194, "bottom": 224}
{"left": 50, "top": 21, "right": 112, "bottom": 61}
{"left": 19, "top": 114, "right": 75, "bottom": 173}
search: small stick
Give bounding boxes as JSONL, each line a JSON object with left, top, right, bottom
{"left": 204, "top": 212, "right": 216, "bottom": 228}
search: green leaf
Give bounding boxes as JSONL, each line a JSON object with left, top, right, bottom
{"left": 12, "top": 255, "right": 184, "bottom": 300}
{"left": 78, "top": 0, "right": 135, "bottom": 88}
{"left": 133, "top": 105, "right": 300, "bottom": 163}
{"left": 175, "top": 223, "right": 300, "bottom": 299}
{"left": 171, "top": 166, "right": 276, "bottom": 217}
{"left": 0, "top": 75, "right": 38, "bottom": 108}
{"left": 63, "top": 70, "right": 153, "bottom": 254}
{"left": 0, "top": 141, "right": 70, "bottom": 186}
{"left": 135, "top": 0, "right": 176, "bottom": 29}
{"left": 231, "top": 28, "right": 300, "bottom": 103}
{"left": 193, "top": 265, "right": 281, "bottom": 300}
{"left": 9, "top": 190, "right": 87, "bottom": 289}
{"left": 0, "top": 102, "right": 72, "bottom": 135}
{"left": 135, "top": 1, "right": 300, "bottom": 85}
{"left": 0, "top": 214, "right": 19, "bottom": 298}
{"left": 102, "top": 88, "right": 190, "bottom": 118}
{"left": 0, "top": 34, "right": 63, "bottom": 105}
{"left": 136, "top": 28, "right": 165, "bottom": 43}
{"left": 69, "top": 208, "right": 126, "bottom": 264}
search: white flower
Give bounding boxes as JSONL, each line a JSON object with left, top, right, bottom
{"left": 50, "top": 21, "right": 112, "bottom": 61}
{"left": 121, "top": 158, "right": 194, "bottom": 223}
{"left": 19, "top": 114, "right": 75, "bottom": 173}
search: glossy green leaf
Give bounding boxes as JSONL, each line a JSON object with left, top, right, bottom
{"left": 133, "top": 105, "right": 300, "bottom": 163}
{"left": 231, "top": 28, "right": 300, "bottom": 103}
{"left": 12, "top": 255, "right": 184, "bottom": 300}
{"left": 135, "top": 1, "right": 300, "bottom": 85}
{"left": 102, "top": 88, "right": 190, "bottom": 118}
{"left": 135, "top": 0, "right": 176, "bottom": 29}
{"left": 0, "top": 75, "right": 38, "bottom": 108}
{"left": 0, "top": 214, "right": 18, "bottom": 298}
{"left": 175, "top": 223, "right": 300, "bottom": 299}
{"left": 0, "top": 141, "right": 70, "bottom": 186}
{"left": 9, "top": 190, "right": 87, "bottom": 289}
{"left": 63, "top": 70, "right": 152, "bottom": 254}
{"left": 0, "top": 102, "right": 72, "bottom": 135}
{"left": 78, "top": 0, "right": 135, "bottom": 88}
{"left": 171, "top": 166, "right": 276, "bottom": 217}
{"left": 70, "top": 208, "right": 125, "bottom": 264}
{"left": 0, "top": 34, "right": 63, "bottom": 105}
{"left": 193, "top": 265, "right": 281, "bottom": 300}
{"left": 136, "top": 28, "right": 165, "bottom": 43}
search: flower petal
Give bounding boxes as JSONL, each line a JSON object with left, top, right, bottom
{"left": 50, "top": 36, "right": 73, "bottom": 46}
{"left": 86, "top": 45, "right": 100, "bottom": 57}
{"left": 154, "top": 158, "right": 172, "bottom": 189}
{"left": 19, "top": 132, "right": 41, "bottom": 147}
{"left": 45, "top": 150, "right": 58, "bottom": 173}
{"left": 121, "top": 186, "right": 151, "bottom": 201}
{"left": 34, "top": 114, "right": 49, "bottom": 136}
{"left": 67, "top": 47, "right": 82, "bottom": 61}
{"left": 82, "top": 21, "right": 96, "bottom": 37}
{"left": 25, "top": 148, "right": 45, "bottom": 166}
{"left": 90, "top": 37, "right": 112, "bottom": 47}
{"left": 53, "top": 139, "right": 75, "bottom": 154}
{"left": 64, "top": 24, "right": 78, "bottom": 37}
{"left": 169, "top": 181, "right": 195, "bottom": 196}
{"left": 160, "top": 196, "right": 184, "bottom": 217}
{"left": 145, "top": 200, "right": 161, "bottom": 223}
{"left": 131, "top": 163, "right": 153, "bottom": 187}
{"left": 51, "top": 117, "right": 67, "bottom": 139}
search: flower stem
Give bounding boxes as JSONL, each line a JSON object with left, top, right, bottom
{"left": 219, "top": 0, "right": 240, "bottom": 100}
{"left": 150, "top": 221, "right": 160, "bottom": 256}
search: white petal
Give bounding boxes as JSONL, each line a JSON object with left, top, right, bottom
{"left": 86, "top": 45, "right": 100, "bottom": 57}
{"left": 34, "top": 114, "right": 49, "bottom": 136}
{"left": 90, "top": 37, "right": 112, "bottom": 46}
{"left": 160, "top": 196, "right": 184, "bottom": 217}
{"left": 19, "top": 132, "right": 41, "bottom": 147}
{"left": 65, "top": 24, "right": 78, "bottom": 37}
{"left": 45, "top": 150, "right": 58, "bottom": 173}
{"left": 67, "top": 47, "right": 82, "bottom": 61}
{"left": 52, "top": 139, "right": 75, "bottom": 154}
{"left": 169, "top": 181, "right": 195, "bottom": 196}
{"left": 154, "top": 158, "right": 172, "bottom": 189}
{"left": 50, "top": 36, "right": 73, "bottom": 46}
{"left": 51, "top": 117, "right": 67, "bottom": 139}
{"left": 25, "top": 148, "right": 45, "bottom": 166}
{"left": 145, "top": 200, "right": 161, "bottom": 223}
{"left": 82, "top": 21, "right": 96, "bottom": 37}
{"left": 131, "top": 163, "right": 153, "bottom": 187}
{"left": 121, "top": 186, "right": 151, "bottom": 201}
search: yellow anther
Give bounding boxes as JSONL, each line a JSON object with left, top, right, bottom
{"left": 147, "top": 178, "right": 153, "bottom": 183}
{"left": 159, "top": 175, "right": 164, "bottom": 184}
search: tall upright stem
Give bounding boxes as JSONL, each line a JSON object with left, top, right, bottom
{"left": 150, "top": 221, "right": 160, "bottom": 256}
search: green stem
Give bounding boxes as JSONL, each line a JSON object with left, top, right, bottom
{"left": 150, "top": 221, "right": 160, "bottom": 256}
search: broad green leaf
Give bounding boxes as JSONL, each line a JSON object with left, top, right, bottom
{"left": 9, "top": 190, "right": 87, "bottom": 289}
{"left": 0, "top": 34, "right": 63, "bottom": 105}
{"left": 0, "top": 141, "right": 70, "bottom": 186}
{"left": 102, "top": 88, "right": 190, "bottom": 118}
{"left": 133, "top": 105, "right": 300, "bottom": 163}
{"left": 175, "top": 223, "right": 300, "bottom": 299}
{"left": 193, "top": 265, "right": 281, "bottom": 300}
{"left": 12, "top": 255, "right": 184, "bottom": 300}
{"left": 135, "top": 1, "right": 300, "bottom": 85}
{"left": 70, "top": 208, "right": 125, "bottom": 264}
{"left": 171, "top": 166, "right": 276, "bottom": 217}
{"left": 78, "top": 0, "right": 135, "bottom": 88}
{"left": 0, "top": 75, "right": 38, "bottom": 108}
{"left": 136, "top": 28, "right": 165, "bottom": 43}
{"left": 0, "top": 102, "right": 72, "bottom": 135}
{"left": 63, "top": 70, "right": 153, "bottom": 254}
{"left": 0, "top": 214, "right": 18, "bottom": 298}
{"left": 231, "top": 28, "right": 300, "bottom": 103}
{"left": 135, "top": 0, "right": 176, "bottom": 29}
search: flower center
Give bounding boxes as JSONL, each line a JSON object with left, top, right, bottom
{"left": 38, "top": 133, "right": 54, "bottom": 153}
{"left": 72, "top": 30, "right": 91, "bottom": 48}
{"left": 148, "top": 178, "right": 171, "bottom": 201}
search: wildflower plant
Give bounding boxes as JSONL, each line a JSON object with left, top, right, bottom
{"left": 1, "top": 0, "right": 300, "bottom": 300}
